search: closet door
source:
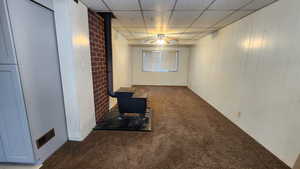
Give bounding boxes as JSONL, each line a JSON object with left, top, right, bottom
{"left": 0, "top": 137, "right": 5, "bottom": 161}
{"left": 0, "top": 0, "right": 17, "bottom": 64}
{"left": 6, "top": 0, "right": 68, "bottom": 162}
{"left": 0, "top": 65, "right": 35, "bottom": 163}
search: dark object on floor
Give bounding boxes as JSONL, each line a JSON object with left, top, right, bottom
{"left": 115, "top": 87, "right": 148, "bottom": 116}
{"left": 94, "top": 87, "right": 151, "bottom": 131}
{"left": 94, "top": 106, "right": 152, "bottom": 131}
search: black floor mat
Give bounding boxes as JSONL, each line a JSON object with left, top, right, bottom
{"left": 94, "top": 107, "right": 152, "bottom": 131}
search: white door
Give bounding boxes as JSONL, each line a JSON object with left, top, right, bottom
{"left": 0, "top": 65, "right": 35, "bottom": 163}
{"left": 0, "top": 0, "right": 17, "bottom": 65}
{"left": 6, "top": 0, "right": 68, "bottom": 162}
{"left": 0, "top": 136, "right": 6, "bottom": 161}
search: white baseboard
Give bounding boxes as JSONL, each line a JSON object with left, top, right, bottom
{"left": 0, "top": 164, "right": 42, "bottom": 169}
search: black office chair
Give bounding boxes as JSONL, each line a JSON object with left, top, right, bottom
{"left": 115, "top": 87, "right": 148, "bottom": 120}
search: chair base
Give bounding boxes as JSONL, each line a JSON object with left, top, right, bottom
{"left": 94, "top": 107, "right": 152, "bottom": 132}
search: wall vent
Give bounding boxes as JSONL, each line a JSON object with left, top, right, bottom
{"left": 36, "top": 129, "right": 55, "bottom": 149}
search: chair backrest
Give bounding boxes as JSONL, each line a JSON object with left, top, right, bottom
{"left": 115, "top": 91, "right": 134, "bottom": 98}
{"left": 117, "top": 97, "right": 147, "bottom": 114}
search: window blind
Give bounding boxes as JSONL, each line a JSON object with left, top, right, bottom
{"left": 142, "top": 50, "right": 178, "bottom": 72}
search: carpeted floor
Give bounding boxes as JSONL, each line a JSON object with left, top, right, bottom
{"left": 41, "top": 86, "right": 290, "bottom": 169}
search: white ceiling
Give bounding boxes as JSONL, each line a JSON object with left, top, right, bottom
{"left": 81, "top": 0, "right": 278, "bottom": 44}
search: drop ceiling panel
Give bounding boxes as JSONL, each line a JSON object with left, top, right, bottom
{"left": 83, "top": 0, "right": 277, "bottom": 43}
{"left": 165, "top": 27, "right": 187, "bottom": 34}
{"left": 209, "top": 0, "right": 253, "bottom": 10}
{"left": 196, "top": 32, "right": 210, "bottom": 39}
{"left": 181, "top": 34, "right": 202, "bottom": 40}
{"left": 118, "top": 31, "right": 135, "bottom": 38}
{"left": 125, "top": 28, "right": 148, "bottom": 38}
{"left": 147, "top": 26, "right": 215, "bottom": 36}
{"left": 147, "top": 27, "right": 167, "bottom": 34}
{"left": 187, "top": 32, "right": 209, "bottom": 40}
{"left": 166, "top": 34, "right": 182, "bottom": 38}
{"left": 124, "top": 36, "right": 136, "bottom": 40}
{"left": 169, "top": 33, "right": 208, "bottom": 40}
{"left": 115, "top": 30, "right": 131, "bottom": 37}
{"left": 81, "top": 0, "right": 108, "bottom": 11}
{"left": 104, "top": 0, "right": 139, "bottom": 10}
{"left": 132, "top": 33, "right": 154, "bottom": 40}
{"left": 169, "top": 11, "right": 201, "bottom": 27}
{"left": 112, "top": 26, "right": 129, "bottom": 32}
{"left": 185, "top": 29, "right": 215, "bottom": 34}
{"left": 141, "top": 0, "right": 175, "bottom": 11}
{"left": 144, "top": 12, "right": 170, "bottom": 28}
{"left": 167, "top": 25, "right": 194, "bottom": 29}
{"left": 112, "top": 19, "right": 123, "bottom": 27}
{"left": 126, "top": 27, "right": 147, "bottom": 33}
{"left": 112, "top": 27, "right": 134, "bottom": 37}
{"left": 170, "top": 33, "right": 203, "bottom": 40}
{"left": 114, "top": 12, "right": 144, "bottom": 27}
{"left": 193, "top": 11, "right": 232, "bottom": 27}
{"left": 215, "top": 11, "right": 253, "bottom": 27}
{"left": 175, "top": 0, "right": 213, "bottom": 10}
{"left": 188, "top": 27, "right": 218, "bottom": 32}
{"left": 243, "top": 0, "right": 276, "bottom": 10}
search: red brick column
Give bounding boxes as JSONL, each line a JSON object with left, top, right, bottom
{"left": 88, "top": 10, "right": 109, "bottom": 122}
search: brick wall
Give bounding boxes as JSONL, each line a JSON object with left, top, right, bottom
{"left": 88, "top": 10, "right": 109, "bottom": 122}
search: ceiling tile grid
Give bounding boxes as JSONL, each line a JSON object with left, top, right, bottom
{"left": 81, "top": 0, "right": 279, "bottom": 44}
{"left": 246, "top": 0, "right": 278, "bottom": 10}
{"left": 175, "top": 0, "right": 214, "bottom": 10}
{"left": 193, "top": 10, "right": 233, "bottom": 27}
{"left": 81, "top": 0, "right": 108, "bottom": 11}
{"left": 141, "top": 0, "right": 175, "bottom": 11}
{"left": 209, "top": 0, "right": 253, "bottom": 10}
{"left": 214, "top": 10, "right": 254, "bottom": 28}
{"left": 113, "top": 11, "right": 144, "bottom": 27}
{"left": 168, "top": 11, "right": 203, "bottom": 27}
{"left": 105, "top": 0, "right": 139, "bottom": 10}
{"left": 144, "top": 11, "right": 171, "bottom": 28}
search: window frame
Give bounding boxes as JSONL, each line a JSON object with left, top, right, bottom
{"left": 142, "top": 49, "right": 179, "bottom": 72}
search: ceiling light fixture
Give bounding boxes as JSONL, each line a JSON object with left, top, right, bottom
{"left": 156, "top": 34, "right": 166, "bottom": 45}
{"left": 143, "top": 34, "right": 177, "bottom": 45}
{"left": 156, "top": 39, "right": 166, "bottom": 45}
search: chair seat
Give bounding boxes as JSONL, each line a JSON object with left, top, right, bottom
{"left": 116, "top": 87, "right": 136, "bottom": 93}
{"left": 132, "top": 92, "right": 148, "bottom": 98}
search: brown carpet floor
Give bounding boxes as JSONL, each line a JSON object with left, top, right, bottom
{"left": 41, "top": 86, "right": 290, "bottom": 169}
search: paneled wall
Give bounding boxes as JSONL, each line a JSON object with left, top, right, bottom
{"left": 54, "top": 0, "right": 95, "bottom": 141}
{"left": 188, "top": 0, "right": 300, "bottom": 167}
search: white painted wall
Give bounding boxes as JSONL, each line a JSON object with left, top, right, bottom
{"left": 110, "top": 29, "right": 131, "bottom": 108}
{"left": 131, "top": 46, "right": 190, "bottom": 86}
{"left": 53, "top": 0, "right": 95, "bottom": 141}
{"left": 188, "top": 0, "right": 300, "bottom": 167}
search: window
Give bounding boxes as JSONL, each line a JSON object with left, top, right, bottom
{"left": 142, "top": 50, "right": 179, "bottom": 72}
